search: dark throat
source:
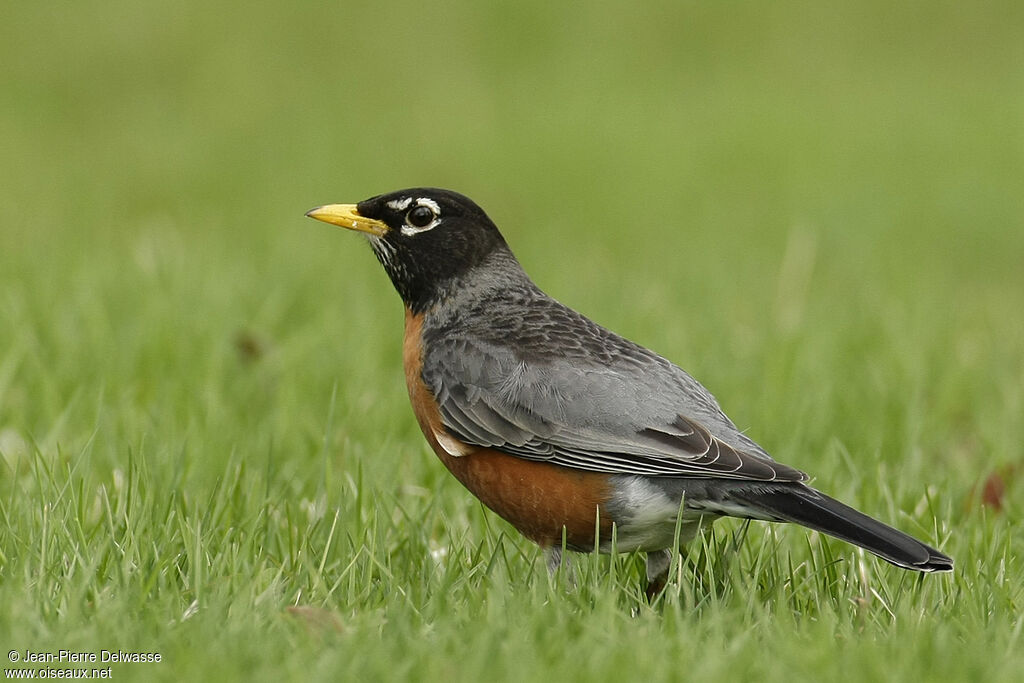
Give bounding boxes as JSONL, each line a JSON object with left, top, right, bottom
{"left": 371, "top": 239, "right": 527, "bottom": 315}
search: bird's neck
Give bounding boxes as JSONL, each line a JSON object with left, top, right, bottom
{"left": 402, "top": 248, "right": 533, "bottom": 316}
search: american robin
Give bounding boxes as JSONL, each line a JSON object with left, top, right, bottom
{"left": 306, "top": 188, "right": 953, "bottom": 589}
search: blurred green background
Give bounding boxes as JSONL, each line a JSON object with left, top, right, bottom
{"left": 1, "top": 1, "right": 1022, "bottom": 681}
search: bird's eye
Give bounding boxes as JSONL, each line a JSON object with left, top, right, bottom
{"left": 406, "top": 205, "right": 437, "bottom": 228}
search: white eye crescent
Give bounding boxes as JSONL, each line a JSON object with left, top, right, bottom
{"left": 400, "top": 198, "right": 441, "bottom": 236}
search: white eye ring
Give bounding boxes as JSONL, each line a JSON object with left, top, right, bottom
{"left": 406, "top": 205, "right": 436, "bottom": 228}
{"left": 400, "top": 198, "right": 441, "bottom": 236}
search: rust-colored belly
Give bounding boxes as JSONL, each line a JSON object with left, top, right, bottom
{"left": 402, "top": 308, "right": 613, "bottom": 549}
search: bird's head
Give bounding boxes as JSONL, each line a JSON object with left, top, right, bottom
{"left": 307, "top": 188, "right": 514, "bottom": 312}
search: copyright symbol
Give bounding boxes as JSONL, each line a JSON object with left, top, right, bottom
{"left": 8, "top": 650, "right": 19, "bottom": 662}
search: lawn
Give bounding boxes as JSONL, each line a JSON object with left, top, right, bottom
{"left": 1, "top": 1, "right": 1022, "bottom": 681}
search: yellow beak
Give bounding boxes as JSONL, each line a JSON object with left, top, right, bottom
{"left": 304, "top": 204, "right": 389, "bottom": 237}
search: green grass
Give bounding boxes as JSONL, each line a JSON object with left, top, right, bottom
{"left": 1, "top": 1, "right": 1022, "bottom": 680}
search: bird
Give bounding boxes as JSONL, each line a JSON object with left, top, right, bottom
{"left": 305, "top": 188, "right": 953, "bottom": 591}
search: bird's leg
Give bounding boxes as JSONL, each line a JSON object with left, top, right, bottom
{"left": 544, "top": 545, "right": 579, "bottom": 589}
{"left": 544, "top": 544, "right": 569, "bottom": 577}
{"left": 644, "top": 549, "right": 673, "bottom": 600}
{"left": 545, "top": 545, "right": 568, "bottom": 574}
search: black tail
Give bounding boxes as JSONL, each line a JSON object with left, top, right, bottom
{"left": 734, "top": 484, "right": 953, "bottom": 572}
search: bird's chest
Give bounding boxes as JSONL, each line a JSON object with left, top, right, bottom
{"left": 402, "top": 307, "right": 614, "bottom": 550}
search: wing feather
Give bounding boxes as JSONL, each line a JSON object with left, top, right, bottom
{"left": 422, "top": 331, "right": 807, "bottom": 484}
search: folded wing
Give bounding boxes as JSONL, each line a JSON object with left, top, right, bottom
{"left": 423, "top": 333, "right": 807, "bottom": 484}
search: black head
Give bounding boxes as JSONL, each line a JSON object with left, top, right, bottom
{"left": 306, "top": 188, "right": 516, "bottom": 312}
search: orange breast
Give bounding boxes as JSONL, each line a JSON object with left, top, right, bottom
{"left": 403, "top": 308, "right": 613, "bottom": 550}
